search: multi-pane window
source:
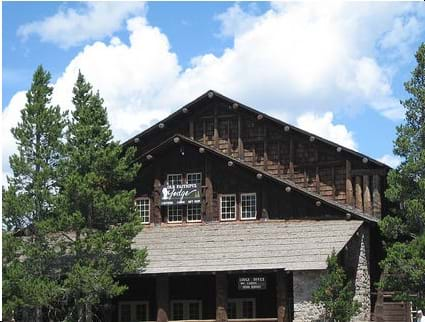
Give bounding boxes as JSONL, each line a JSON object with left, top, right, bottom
{"left": 118, "top": 301, "right": 149, "bottom": 322}
{"left": 220, "top": 194, "right": 236, "bottom": 221}
{"left": 171, "top": 301, "right": 202, "bottom": 320}
{"left": 136, "top": 198, "right": 150, "bottom": 224}
{"left": 187, "top": 172, "right": 202, "bottom": 185}
{"left": 187, "top": 203, "right": 202, "bottom": 222}
{"left": 167, "top": 174, "right": 182, "bottom": 185}
{"left": 227, "top": 299, "right": 255, "bottom": 319}
{"left": 168, "top": 205, "right": 183, "bottom": 223}
{"left": 241, "top": 193, "right": 257, "bottom": 220}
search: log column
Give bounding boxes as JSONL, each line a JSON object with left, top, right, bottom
{"left": 205, "top": 158, "right": 214, "bottom": 221}
{"left": 363, "top": 175, "right": 372, "bottom": 214}
{"left": 276, "top": 271, "right": 288, "bottom": 322}
{"left": 355, "top": 176, "right": 363, "bottom": 211}
{"left": 216, "top": 272, "right": 228, "bottom": 322}
{"left": 346, "top": 161, "right": 354, "bottom": 206}
{"left": 156, "top": 275, "right": 169, "bottom": 322}
{"left": 153, "top": 178, "right": 162, "bottom": 225}
{"left": 372, "top": 175, "right": 382, "bottom": 219}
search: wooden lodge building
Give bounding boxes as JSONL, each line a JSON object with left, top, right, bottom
{"left": 113, "top": 90, "right": 390, "bottom": 322}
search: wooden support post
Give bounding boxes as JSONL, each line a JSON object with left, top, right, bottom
{"left": 214, "top": 106, "right": 219, "bottom": 149}
{"left": 372, "top": 175, "right": 382, "bottom": 218}
{"left": 262, "top": 182, "right": 268, "bottom": 220}
{"left": 276, "top": 270, "right": 288, "bottom": 322}
{"left": 85, "top": 303, "right": 93, "bottom": 322}
{"left": 346, "top": 160, "right": 354, "bottom": 206}
{"left": 363, "top": 175, "right": 372, "bottom": 214}
{"left": 331, "top": 166, "right": 336, "bottom": 199}
{"left": 205, "top": 158, "right": 214, "bottom": 222}
{"left": 216, "top": 272, "right": 228, "bottom": 322}
{"left": 355, "top": 176, "right": 363, "bottom": 211}
{"left": 289, "top": 135, "right": 294, "bottom": 180}
{"left": 203, "top": 119, "right": 207, "bottom": 144}
{"left": 277, "top": 141, "right": 281, "bottom": 177}
{"left": 156, "top": 275, "right": 169, "bottom": 322}
{"left": 189, "top": 120, "right": 194, "bottom": 140}
{"left": 153, "top": 178, "right": 162, "bottom": 225}
{"left": 238, "top": 114, "right": 243, "bottom": 160}
{"left": 264, "top": 125, "right": 268, "bottom": 171}
{"left": 315, "top": 166, "right": 320, "bottom": 194}
{"left": 303, "top": 169, "right": 307, "bottom": 188}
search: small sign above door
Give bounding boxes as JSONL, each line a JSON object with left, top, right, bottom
{"left": 238, "top": 276, "right": 267, "bottom": 290}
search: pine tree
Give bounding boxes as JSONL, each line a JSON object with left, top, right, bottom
{"left": 53, "top": 71, "right": 146, "bottom": 321}
{"left": 378, "top": 43, "right": 425, "bottom": 307}
{"left": 312, "top": 251, "right": 360, "bottom": 322}
{"left": 2, "top": 66, "right": 66, "bottom": 319}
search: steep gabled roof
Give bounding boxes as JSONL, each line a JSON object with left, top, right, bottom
{"left": 124, "top": 90, "right": 391, "bottom": 169}
{"left": 138, "top": 134, "right": 378, "bottom": 223}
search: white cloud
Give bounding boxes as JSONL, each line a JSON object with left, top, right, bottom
{"left": 4, "top": 2, "right": 424, "bottom": 183}
{"left": 296, "top": 112, "right": 357, "bottom": 150}
{"left": 2, "top": 91, "right": 27, "bottom": 186}
{"left": 17, "top": 2, "right": 146, "bottom": 49}
{"left": 378, "top": 154, "right": 402, "bottom": 168}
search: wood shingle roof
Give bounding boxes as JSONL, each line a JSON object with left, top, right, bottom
{"left": 133, "top": 219, "right": 363, "bottom": 274}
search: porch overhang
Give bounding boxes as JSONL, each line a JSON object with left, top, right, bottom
{"left": 133, "top": 220, "right": 363, "bottom": 274}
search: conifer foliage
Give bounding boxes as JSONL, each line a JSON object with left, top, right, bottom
{"left": 2, "top": 68, "right": 146, "bottom": 321}
{"left": 312, "top": 251, "right": 360, "bottom": 322}
{"left": 2, "top": 66, "right": 65, "bottom": 319}
{"left": 379, "top": 43, "right": 425, "bottom": 308}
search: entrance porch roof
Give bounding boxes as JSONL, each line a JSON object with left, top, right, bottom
{"left": 133, "top": 219, "right": 363, "bottom": 274}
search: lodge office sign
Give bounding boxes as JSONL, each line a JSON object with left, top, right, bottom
{"left": 238, "top": 276, "right": 267, "bottom": 290}
{"left": 160, "top": 183, "right": 201, "bottom": 205}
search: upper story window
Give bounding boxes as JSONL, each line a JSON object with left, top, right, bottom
{"left": 187, "top": 172, "right": 202, "bottom": 185}
{"left": 118, "top": 301, "right": 149, "bottom": 322}
{"left": 136, "top": 198, "right": 150, "bottom": 224}
{"left": 168, "top": 205, "right": 183, "bottom": 223}
{"left": 220, "top": 194, "right": 236, "bottom": 221}
{"left": 187, "top": 203, "right": 202, "bottom": 222}
{"left": 167, "top": 174, "right": 182, "bottom": 185}
{"left": 241, "top": 193, "right": 257, "bottom": 220}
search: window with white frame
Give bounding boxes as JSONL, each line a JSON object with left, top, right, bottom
{"left": 171, "top": 300, "right": 202, "bottom": 320}
{"left": 220, "top": 194, "right": 236, "bottom": 220}
{"left": 118, "top": 301, "right": 149, "bottom": 322}
{"left": 241, "top": 193, "right": 257, "bottom": 220}
{"left": 227, "top": 298, "right": 256, "bottom": 319}
{"left": 136, "top": 198, "right": 150, "bottom": 224}
{"left": 168, "top": 205, "right": 183, "bottom": 223}
{"left": 187, "top": 203, "right": 202, "bottom": 222}
{"left": 167, "top": 173, "right": 182, "bottom": 185}
{"left": 187, "top": 172, "right": 202, "bottom": 185}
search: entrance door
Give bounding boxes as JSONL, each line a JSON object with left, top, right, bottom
{"left": 228, "top": 298, "right": 256, "bottom": 319}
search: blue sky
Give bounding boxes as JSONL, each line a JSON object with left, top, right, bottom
{"left": 3, "top": 1, "right": 425, "bottom": 181}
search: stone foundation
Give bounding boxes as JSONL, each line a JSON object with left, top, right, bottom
{"left": 293, "top": 270, "right": 325, "bottom": 322}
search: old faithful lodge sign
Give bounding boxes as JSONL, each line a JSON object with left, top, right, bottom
{"left": 238, "top": 276, "right": 267, "bottom": 290}
{"left": 160, "top": 183, "right": 201, "bottom": 205}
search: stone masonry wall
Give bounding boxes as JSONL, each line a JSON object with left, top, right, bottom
{"left": 293, "top": 270, "right": 325, "bottom": 322}
{"left": 345, "top": 225, "right": 371, "bottom": 322}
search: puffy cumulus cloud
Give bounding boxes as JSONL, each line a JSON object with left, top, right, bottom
{"left": 2, "top": 91, "right": 27, "bottom": 186}
{"left": 4, "top": 2, "right": 424, "bottom": 182}
{"left": 17, "top": 2, "right": 146, "bottom": 49}
{"left": 296, "top": 112, "right": 357, "bottom": 150}
{"left": 378, "top": 154, "right": 402, "bottom": 168}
